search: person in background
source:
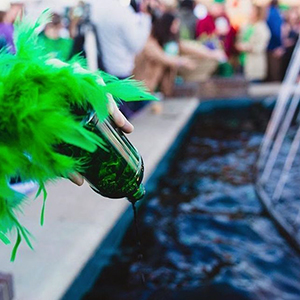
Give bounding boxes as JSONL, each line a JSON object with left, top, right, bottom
{"left": 90, "top": 0, "right": 155, "bottom": 118}
{"left": 178, "top": 0, "right": 197, "bottom": 40}
{"left": 195, "top": 0, "right": 236, "bottom": 76}
{"left": 5, "top": 2, "right": 23, "bottom": 24}
{"left": 134, "top": 12, "right": 225, "bottom": 112}
{"left": 69, "top": 1, "right": 105, "bottom": 71}
{"left": 157, "top": 0, "right": 177, "bottom": 12}
{"left": 134, "top": 13, "right": 193, "bottom": 100}
{"left": 38, "top": 13, "right": 73, "bottom": 61}
{"left": 91, "top": 0, "right": 153, "bottom": 79}
{"left": 266, "top": 0, "right": 284, "bottom": 82}
{"left": 196, "top": 0, "right": 226, "bottom": 38}
{"left": 195, "top": 0, "right": 235, "bottom": 54}
{"left": 281, "top": 7, "right": 300, "bottom": 79}
{"left": 131, "top": 0, "right": 173, "bottom": 15}
{"left": 0, "top": 0, "right": 15, "bottom": 53}
{"left": 236, "top": 5, "right": 270, "bottom": 82}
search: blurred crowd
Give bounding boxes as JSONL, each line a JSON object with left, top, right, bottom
{"left": 0, "top": 0, "right": 300, "bottom": 115}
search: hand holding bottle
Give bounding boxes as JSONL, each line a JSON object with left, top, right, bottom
{"left": 46, "top": 59, "right": 136, "bottom": 187}
{"left": 108, "top": 96, "right": 134, "bottom": 134}
{"left": 69, "top": 97, "right": 134, "bottom": 186}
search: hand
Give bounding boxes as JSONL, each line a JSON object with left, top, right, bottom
{"left": 107, "top": 95, "right": 134, "bottom": 134}
{"left": 273, "top": 47, "right": 285, "bottom": 58}
{"left": 70, "top": 96, "right": 134, "bottom": 186}
{"left": 47, "top": 59, "right": 134, "bottom": 134}
{"left": 69, "top": 173, "right": 84, "bottom": 186}
{"left": 178, "top": 57, "right": 196, "bottom": 70}
{"left": 211, "top": 49, "right": 227, "bottom": 63}
{"left": 46, "top": 59, "right": 135, "bottom": 185}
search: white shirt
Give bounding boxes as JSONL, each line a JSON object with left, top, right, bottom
{"left": 91, "top": 0, "right": 152, "bottom": 77}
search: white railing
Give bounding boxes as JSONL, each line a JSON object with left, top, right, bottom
{"left": 256, "top": 38, "right": 300, "bottom": 252}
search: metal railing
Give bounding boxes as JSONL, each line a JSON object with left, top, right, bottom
{"left": 256, "top": 38, "right": 300, "bottom": 252}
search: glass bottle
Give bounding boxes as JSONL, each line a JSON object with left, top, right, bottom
{"left": 75, "top": 111, "right": 145, "bottom": 203}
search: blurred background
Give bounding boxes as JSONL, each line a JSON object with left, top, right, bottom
{"left": 1, "top": 0, "right": 300, "bottom": 102}
{"left": 1, "top": 1, "right": 300, "bottom": 300}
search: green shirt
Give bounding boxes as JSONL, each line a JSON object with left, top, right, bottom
{"left": 240, "top": 25, "right": 255, "bottom": 66}
{"left": 38, "top": 33, "right": 73, "bottom": 61}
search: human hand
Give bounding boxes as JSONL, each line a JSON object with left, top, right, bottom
{"left": 211, "top": 49, "right": 227, "bottom": 63}
{"left": 69, "top": 173, "right": 84, "bottom": 186}
{"left": 178, "top": 57, "right": 196, "bottom": 70}
{"left": 107, "top": 95, "right": 134, "bottom": 134}
{"left": 69, "top": 95, "right": 134, "bottom": 186}
{"left": 46, "top": 59, "right": 135, "bottom": 185}
{"left": 273, "top": 47, "right": 285, "bottom": 58}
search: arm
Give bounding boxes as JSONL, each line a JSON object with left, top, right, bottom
{"left": 143, "top": 39, "right": 180, "bottom": 68}
{"left": 179, "top": 40, "right": 226, "bottom": 61}
{"left": 281, "top": 23, "right": 295, "bottom": 48}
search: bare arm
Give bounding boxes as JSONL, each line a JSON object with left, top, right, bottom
{"left": 179, "top": 40, "right": 226, "bottom": 61}
{"left": 143, "top": 39, "right": 180, "bottom": 68}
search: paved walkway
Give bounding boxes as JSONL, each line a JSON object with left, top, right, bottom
{"left": 0, "top": 98, "right": 199, "bottom": 300}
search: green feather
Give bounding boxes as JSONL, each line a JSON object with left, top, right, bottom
{"left": 0, "top": 232, "right": 10, "bottom": 245}
{"left": 11, "top": 229, "right": 22, "bottom": 262}
{"left": 0, "top": 12, "right": 156, "bottom": 259}
{"left": 38, "top": 184, "right": 47, "bottom": 226}
{"left": 101, "top": 73, "right": 158, "bottom": 102}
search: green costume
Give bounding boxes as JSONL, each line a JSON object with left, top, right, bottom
{"left": 0, "top": 12, "right": 156, "bottom": 260}
{"left": 38, "top": 32, "right": 73, "bottom": 61}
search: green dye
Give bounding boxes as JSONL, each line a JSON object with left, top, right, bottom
{"left": 74, "top": 112, "right": 145, "bottom": 203}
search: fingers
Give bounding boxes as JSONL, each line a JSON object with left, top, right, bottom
{"left": 121, "top": 119, "right": 135, "bottom": 134}
{"left": 108, "top": 96, "right": 134, "bottom": 134}
{"left": 112, "top": 109, "right": 134, "bottom": 133}
{"left": 69, "top": 173, "right": 84, "bottom": 186}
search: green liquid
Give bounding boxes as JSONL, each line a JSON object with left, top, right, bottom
{"left": 77, "top": 113, "right": 145, "bottom": 202}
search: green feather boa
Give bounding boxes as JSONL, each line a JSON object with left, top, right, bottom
{"left": 0, "top": 12, "right": 156, "bottom": 260}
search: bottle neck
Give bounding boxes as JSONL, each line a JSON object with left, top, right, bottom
{"left": 127, "top": 184, "right": 145, "bottom": 203}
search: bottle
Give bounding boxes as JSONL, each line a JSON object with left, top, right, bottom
{"left": 74, "top": 111, "right": 145, "bottom": 203}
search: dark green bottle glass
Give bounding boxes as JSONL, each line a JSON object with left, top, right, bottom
{"left": 78, "top": 112, "right": 145, "bottom": 203}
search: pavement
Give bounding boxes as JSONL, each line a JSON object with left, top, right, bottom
{"left": 248, "top": 82, "right": 282, "bottom": 98}
{"left": 0, "top": 98, "right": 199, "bottom": 300}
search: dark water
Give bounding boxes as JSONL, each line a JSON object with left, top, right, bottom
{"left": 131, "top": 201, "right": 146, "bottom": 285}
{"left": 84, "top": 101, "right": 300, "bottom": 300}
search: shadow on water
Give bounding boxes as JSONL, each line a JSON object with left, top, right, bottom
{"left": 84, "top": 101, "right": 300, "bottom": 300}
